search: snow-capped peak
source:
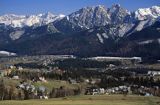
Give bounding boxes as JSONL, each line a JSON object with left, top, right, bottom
{"left": 135, "top": 6, "right": 160, "bottom": 20}
{"left": 59, "top": 14, "right": 65, "bottom": 18}
{"left": 64, "top": 5, "right": 110, "bottom": 28}
{"left": 111, "top": 4, "right": 121, "bottom": 9}
{"left": 0, "top": 12, "right": 65, "bottom": 28}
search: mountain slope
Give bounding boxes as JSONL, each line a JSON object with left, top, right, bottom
{"left": 1, "top": 21, "right": 160, "bottom": 58}
{"left": 117, "top": 21, "right": 160, "bottom": 59}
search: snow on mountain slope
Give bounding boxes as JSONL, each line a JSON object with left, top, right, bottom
{"left": 9, "top": 30, "right": 25, "bottom": 40}
{"left": 108, "top": 4, "right": 132, "bottom": 24}
{"left": 138, "top": 38, "right": 160, "bottom": 45}
{"left": 97, "top": 33, "right": 104, "bottom": 43}
{"left": 126, "top": 18, "right": 157, "bottom": 36}
{"left": 158, "top": 38, "right": 160, "bottom": 44}
{"left": 135, "top": 6, "right": 160, "bottom": 20}
{"left": 0, "top": 12, "right": 65, "bottom": 27}
{"left": 0, "top": 51, "right": 16, "bottom": 56}
{"left": 135, "top": 19, "right": 157, "bottom": 31}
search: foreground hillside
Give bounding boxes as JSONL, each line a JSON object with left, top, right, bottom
{"left": 0, "top": 95, "right": 159, "bottom": 105}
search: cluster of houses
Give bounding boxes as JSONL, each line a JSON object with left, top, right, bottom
{"left": 0, "top": 65, "right": 16, "bottom": 77}
{"left": 148, "top": 71, "right": 160, "bottom": 76}
{"left": 130, "top": 85, "right": 160, "bottom": 96}
{"left": 85, "top": 85, "right": 160, "bottom": 97}
{"left": 106, "top": 86, "right": 130, "bottom": 94}
{"left": 17, "top": 81, "right": 49, "bottom": 99}
{"left": 85, "top": 87, "right": 105, "bottom": 95}
{"left": 85, "top": 86, "right": 129, "bottom": 95}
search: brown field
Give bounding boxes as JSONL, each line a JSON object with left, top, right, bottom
{"left": 0, "top": 95, "right": 160, "bottom": 105}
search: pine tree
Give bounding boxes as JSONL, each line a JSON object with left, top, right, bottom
{"left": 0, "top": 79, "right": 5, "bottom": 100}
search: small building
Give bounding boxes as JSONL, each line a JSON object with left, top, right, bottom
{"left": 0, "top": 70, "right": 5, "bottom": 77}
{"left": 108, "top": 64, "right": 116, "bottom": 68}
{"left": 17, "top": 82, "right": 35, "bottom": 93}
{"left": 12, "top": 75, "right": 19, "bottom": 80}
{"left": 85, "top": 87, "right": 105, "bottom": 95}
{"left": 39, "top": 77, "right": 47, "bottom": 82}
{"left": 68, "top": 78, "right": 77, "bottom": 84}
{"left": 106, "top": 85, "right": 129, "bottom": 94}
{"left": 84, "top": 79, "right": 90, "bottom": 83}
{"left": 37, "top": 86, "right": 48, "bottom": 99}
{"left": 0, "top": 69, "right": 11, "bottom": 77}
{"left": 18, "top": 66, "right": 23, "bottom": 70}
{"left": 85, "top": 87, "right": 99, "bottom": 95}
{"left": 90, "top": 78, "right": 101, "bottom": 85}
{"left": 10, "top": 65, "right": 16, "bottom": 69}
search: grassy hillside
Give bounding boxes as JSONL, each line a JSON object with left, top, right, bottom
{"left": 0, "top": 77, "right": 83, "bottom": 92}
{"left": 33, "top": 80, "right": 83, "bottom": 91}
{"left": 0, "top": 95, "right": 159, "bottom": 105}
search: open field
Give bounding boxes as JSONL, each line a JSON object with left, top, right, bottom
{"left": 0, "top": 95, "right": 160, "bottom": 105}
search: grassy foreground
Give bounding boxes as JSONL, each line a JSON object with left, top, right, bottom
{"left": 0, "top": 95, "right": 160, "bottom": 105}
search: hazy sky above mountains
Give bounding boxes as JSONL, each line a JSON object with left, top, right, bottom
{"left": 0, "top": 0, "right": 160, "bottom": 15}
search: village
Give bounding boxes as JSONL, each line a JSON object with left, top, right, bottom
{"left": 0, "top": 55, "right": 160, "bottom": 100}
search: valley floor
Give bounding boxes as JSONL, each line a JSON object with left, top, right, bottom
{"left": 0, "top": 95, "right": 160, "bottom": 105}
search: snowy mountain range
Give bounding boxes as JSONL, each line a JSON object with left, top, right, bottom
{"left": 0, "top": 4, "right": 160, "bottom": 58}
{"left": 0, "top": 4, "right": 160, "bottom": 28}
{"left": 0, "top": 12, "right": 65, "bottom": 27}
{"left": 0, "top": 5, "right": 159, "bottom": 28}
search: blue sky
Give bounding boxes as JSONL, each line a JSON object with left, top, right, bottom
{"left": 0, "top": 0, "right": 160, "bottom": 15}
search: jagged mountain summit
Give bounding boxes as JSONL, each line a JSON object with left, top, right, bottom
{"left": 54, "top": 5, "right": 160, "bottom": 35}
{"left": 134, "top": 6, "right": 160, "bottom": 20}
{"left": 54, "top": 4, "right": 134, "bottom": 34}
{"left": 66, "top": 5, "right": 110, "bottom": 28}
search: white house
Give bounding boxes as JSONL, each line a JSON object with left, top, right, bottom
{"left": 12, "top": 76, "right": 19, "bottom": 80}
